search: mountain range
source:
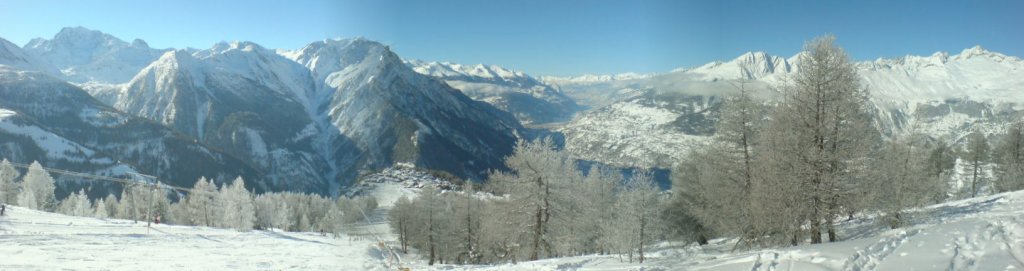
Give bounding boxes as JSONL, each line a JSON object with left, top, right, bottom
{"left": 0, "top": 27, "right": 521, "bottom": 196}
{"left": 0, "top": 26, "right": 1021, "bottom": 196}
{"left": 548, "top": 46, "right": 1024, "bottom": 169}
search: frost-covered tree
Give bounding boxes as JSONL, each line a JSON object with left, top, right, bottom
{"left": 19, "top": 161, "right": 56, "bottom": 211}
{"left": 577, "top": 167, "right": 619, "bottom": 252}
{"left": 925, "top": 140, "right": 957, "bottom": 201}
{"left": 767, "top": 35, "right": 872, "bottom": 243}
{"left": 317, "top": 205, "right": 342, "bottom": 236}
{"left": 451, "top": 182, "right": 483, "bottom": 263}
{"left": 964, "top": 131, "right": 989, "bottom": 197}
{"left": 995, "top": 122, "right": 1024, "bottom": 192}
{"left": 149, "top": 187, "right": 172, "bottom": 224}
{"left": 219, "top": 177, "right": 255, "bottom": 231}
{"left": 669, "top": 146, "right": 730, "bottom": 245}
{"left": 253, "top": 194, "right": 277, "bottom": 230}
{"left": 871, "top": 134, "right": 941, "bottom": 228}
{"left": 615, "top": 170, "right": 663, "bottom": 263}
{"left": 488, "top": 138, "right": 581, "bottom": 260}
{"left": 58, "top": 189, "right": 92, "bottom": 217}
{"left": 0, "top": 159, "right": 20, "bottom": 204}
{"left": 186, "top": 177, "right": 218, "bottom": 226}
{"left": 102, "top": 194, "right": 119, "bottom": 218}
{"left": 94, "top": 197, "right": 109, "bottom": 218}
{"left": 117, "top": 184, "right": 152, "bottom": 222}
{"left": 389, "top": 195, "right": 414, "bottom": 253}
{"left": 413, "top": 186, "right": 441, "bottom": 265}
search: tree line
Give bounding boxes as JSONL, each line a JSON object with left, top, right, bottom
{"left": 664, "top": 35, "right": 1024, "bottom": 248}
{"left": 389, "top": 139, "right": 664, "bottom": 265}
{"left": 384, "top": 34, "right": 1024, "bottom": 265}
{"left": 0, "top": 160, "right": 378, "bottom": 235}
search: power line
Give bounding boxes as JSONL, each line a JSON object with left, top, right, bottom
{"left": 6, "top": 161, "right": 198, "bottom": 194}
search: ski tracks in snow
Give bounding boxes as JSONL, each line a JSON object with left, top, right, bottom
{"left": 843, "top": 229, "right": 920, "bottom": 271}
{"left": 749, "top": 251, "right": 781, "bottom": 271}
{"left": 946, "top": 217, "right": 1024, "bottom": 271}
{"left": 994, "top": 216, "right": 1024, "bottom": 268}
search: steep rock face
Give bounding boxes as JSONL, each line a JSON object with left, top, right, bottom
{"left": 285, "top": 39, "right": 522, "bottom": 182}
{"left": 406, "top": 60, "right": 581, "bottom": 124}
{"left": 109, "top": 43, "right": 329, "bottom": 192}
{"left": 23, "top": 26, "right": 167, "bottom": 84}
{"left": 0, "top": 67, "right": 262, "bottom": 193}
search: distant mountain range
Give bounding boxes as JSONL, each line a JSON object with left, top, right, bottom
{"left": 549, "top": 46, "right": 1024, "bottom": 169}
{"left": 0, "top": 27, "right": 1020, "bottom": 195}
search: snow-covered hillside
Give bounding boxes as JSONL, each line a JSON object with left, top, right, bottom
{"left": 555, "top": 46, "right": 1024, "bottom": 169}
{"left": 0, "top": 66, "right": 261, "bottom": 195}
{"left": 0, "top": 206, "right": 393, "bottom": 270}
{"left": 4, "top": 183, "right": 1023, "bottom": 270}
{"left": 283, "top": 38, "right": 522, "bottom": 184}
{"left": 407, "top": 60, "right": 581, "bottom": 124}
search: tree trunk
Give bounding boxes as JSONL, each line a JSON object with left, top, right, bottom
{"left": 826, "top": 215, "right": 837, "bottom": 242}
{"left": 531, "top": 205, "right": 542, "bottom": 261}
{"left": 972, "top": 158, "right": 980, "bottom": 197}
{"left": 810, "top": 196, "right": 822, "bottom": 244}
{"left": 639, "top": 213, "right": 646, "bottom": 263}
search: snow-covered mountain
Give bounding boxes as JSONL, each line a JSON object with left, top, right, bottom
{"left": 24, "top": 26, "right": 168, "bottom": 84}
{"left": 283, "top": 38, "right": 522, "bottom": 183}
{"left": 0, "top": 66, "right": 261, "bottom": 196}
{"left": 95, "top": 42, "right": 329, "bottom": 193}
{"left": 541, "top": 72, "right": 655, "bottom": 85}
{"left": 406, "top": 60, "right": 580, "bottom": 124}
{"left": 0, "top": 38, "right": 59, "bottom": 74}
{"left": 555, "top": 47, "right": 1024, "bottom": 169}
{"left": 1, "top": 29, "right": 525, "bottom": 195}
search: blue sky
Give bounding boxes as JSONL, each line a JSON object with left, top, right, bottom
{"left": 1, "top": 0, "right": 1021, "bottom": 76}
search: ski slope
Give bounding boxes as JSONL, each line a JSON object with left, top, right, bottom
{"left": 0, "top": 207, "right": 393, "bottom": 270}
{"left": 2, "top": 190, "right": 1023, "bottom": 270}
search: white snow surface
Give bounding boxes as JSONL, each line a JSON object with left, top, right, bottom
{"left": 4, "top": 183, "right": 1024, "bottom": 270}
{"left": 0, "top": 206, "right": 392, "bottom": 270}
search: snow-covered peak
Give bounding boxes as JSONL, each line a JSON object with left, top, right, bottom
{"left": 405, "top": 60, "right": 545, "bottom": 87}
{"left": 23, "top": 26, "right": 168, "bottom": 83}
{"left": 685, "top": 51, "right": 792, "bottom": 81}
{"left": 283, "top": 38, "right": 401, "bottom": 84}
{"left": 199, "top": 41, "right": 268, "bottom": 57}
{"left": 192, "top": 40, "right": 315, "bottom": 105}
{"left": 958, "top": 45, "right": 991, "bottom": 59}
{"left": 0, "top": 37, "right": 59, "bottom": 74}
{"left": 152, "top": 50, "right": 201, "bottom": 70}
{"left": 25, "top": 26, "right": 134, "bottom": 65}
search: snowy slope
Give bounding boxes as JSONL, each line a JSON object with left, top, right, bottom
{"left": 5, "top": 180, "right": 1023, "bottom": 270}
{"left": 0, "top": 206, "right": 393, "bottom": 270}
{"left": 406, "top": 60, "right": 581, "bottom": 124}
{"left": 23, "top": 26, "right": 168, "bottom": 84}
